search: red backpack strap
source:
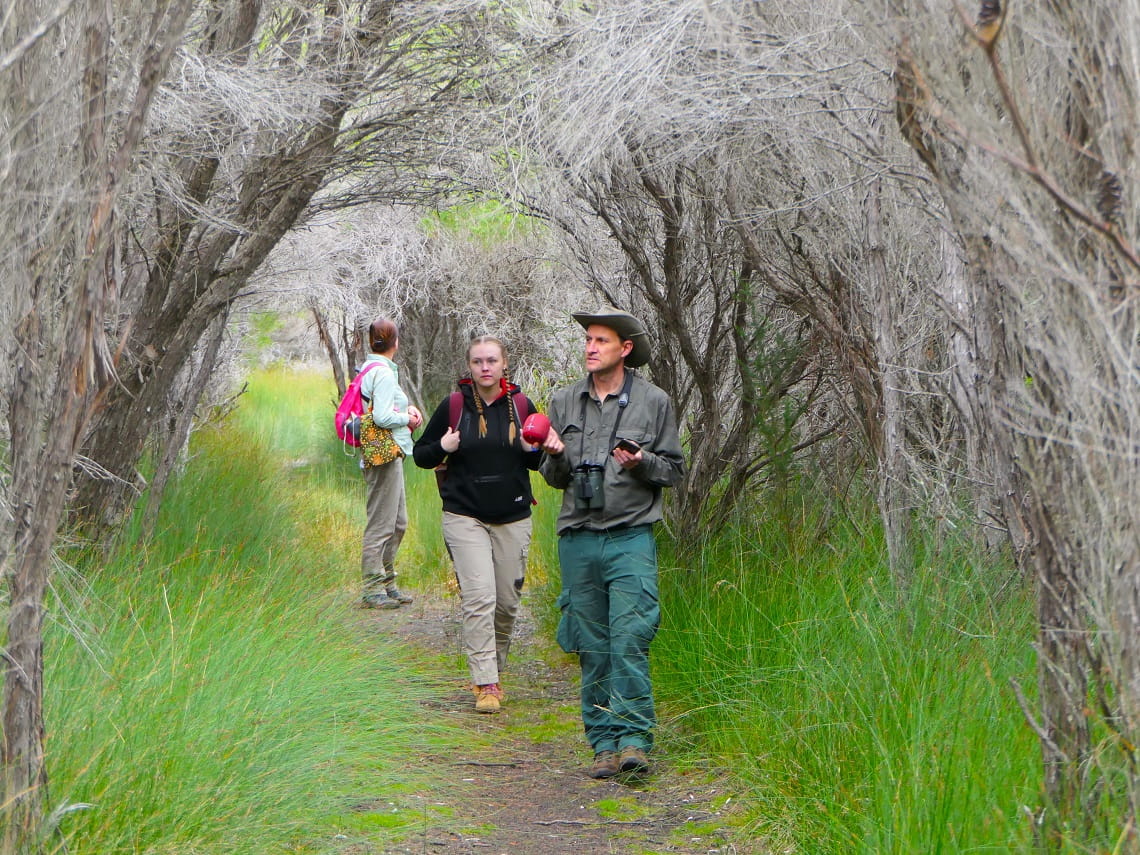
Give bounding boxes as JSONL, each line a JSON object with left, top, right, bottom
{"left": 448, "top": 391, "right": 463, "bottom": 430}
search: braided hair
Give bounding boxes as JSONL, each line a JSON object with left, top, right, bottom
{"left": 468, "top": 335, "right": 518, "bottom": 444}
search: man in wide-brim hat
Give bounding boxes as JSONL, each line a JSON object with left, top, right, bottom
{"left": 539, "top": 306, "right": 686, "bottom": 780}
{"left": 570, "top": 307, "right": 652, "bottom": 368}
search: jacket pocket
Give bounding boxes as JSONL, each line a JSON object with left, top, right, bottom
{"left": 472, "top": 473, "right": 528, "bottom": 510}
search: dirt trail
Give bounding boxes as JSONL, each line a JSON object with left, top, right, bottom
{"left": 357, "top": 593, "right": 750, "bottom": 854}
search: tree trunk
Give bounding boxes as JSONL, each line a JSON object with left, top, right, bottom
{"left": 2, "top": 493, "right": 57, "bottom": 853}
{"left": 865, "top": 169, "right": 911, "bottom": 584}
{"left": 1032, "top": 507, "right": 1089, "bottom": 827}
{"left": 75, "top": 102, "right": 350, "bottom": 529}
{"left": 939, "top": 227, "right": 1006, "bottom": 553}
{"left": 0, "top": 2, "right": 191, "bottom": 848}
{"left": 312, "top": 304, "right": 346, "bottom": 398}
{"left": 72, "top": 0, "right": 434, "bottom": 532}
{"left": 893, "top": 33, "right": 1094, "bottom": 828}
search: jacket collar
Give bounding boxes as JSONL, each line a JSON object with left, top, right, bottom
{"left": 459, "top": 377, "right": 521, "bottom": 403}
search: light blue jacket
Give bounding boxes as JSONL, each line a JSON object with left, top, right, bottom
{"left": 358, "top": 354, "right": 414, "bottom": 456}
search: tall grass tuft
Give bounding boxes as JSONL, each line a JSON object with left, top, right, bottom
{"left": 655, "top": 491, "right": 1041, "bottom": 853}
{"left": 46, "top": 366, "right": 481, "bottom": 854}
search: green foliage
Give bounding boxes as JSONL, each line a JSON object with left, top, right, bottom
{"left": 593, "top": 796, "right": 652, "bottom": 822}
{"left": 654, "top": 488, "right": 1041, "bottom": 853}
{"left": 516, "top": 478, "right": 564, "bottom": 645}
{"left": 422, "top": 200, "right": 540, "bottom": 247}
{"left": 745, "top": 318, "right": 814, "bottom": 491}
{"left": 502, "top": 706, "right": 579, "bottom": 745}
{"left": 247, "top": 311, "right": 283, "bottom": 352}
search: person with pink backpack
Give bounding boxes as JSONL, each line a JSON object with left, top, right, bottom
{"left": 356, "top": 318, "right": 422, "bottom": 609}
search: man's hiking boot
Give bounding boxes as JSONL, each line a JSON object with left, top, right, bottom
{"left": 386, "top": 586, "right": 413, "bottom": 604}
{"left": 473, "top": 683, "right": 503, "bottom": 713}
{"left": 618, "top": 746, "right": 650, "bottom": 775}
{"left": 588, "top": 751, "right": 621, "bottom": 779}
{"left": 361, "top": 590, "right": 400, "bottom": 610}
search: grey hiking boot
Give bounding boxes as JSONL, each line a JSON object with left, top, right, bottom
{"left": 361, "top": 590, "right": 400, "bottom": 610}
{"left": 386, "top": 586, "right": 413, "bottom": 604}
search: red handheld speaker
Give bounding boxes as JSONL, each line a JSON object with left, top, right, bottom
{"left": 521, "top": 412, "right": 551, "bottom": 445}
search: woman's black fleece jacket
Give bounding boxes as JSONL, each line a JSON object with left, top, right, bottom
{"left": 412, "top": 381, "right": 541, "bottom": 524}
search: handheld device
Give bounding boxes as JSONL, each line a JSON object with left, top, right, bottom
{"left": 613, "top": 437, "right": 641, "bottom": 454}
{"left": 521, "top": 412, "right": 551, "bottom": 445}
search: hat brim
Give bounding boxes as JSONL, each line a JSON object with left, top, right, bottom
{"left": 572, "top": 309, "right": 651, "bottom": 368}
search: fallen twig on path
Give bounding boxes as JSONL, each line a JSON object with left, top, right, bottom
{"left": 450, "top": 760, "right": 523, "bottom": 768}
{"left": 533, "top": 819, "right": 658, "bottom": 826}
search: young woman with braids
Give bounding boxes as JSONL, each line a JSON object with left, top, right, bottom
{"left": 413, "top": 336, "right": 559, "bottom": 713}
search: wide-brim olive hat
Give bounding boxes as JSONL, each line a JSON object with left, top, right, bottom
{"left": 572, "top": 306, "right": 652, "bottom": 368}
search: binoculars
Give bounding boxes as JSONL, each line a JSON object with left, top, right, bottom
{"left": 571, "top": 463, "right": 605, "bottom": 510}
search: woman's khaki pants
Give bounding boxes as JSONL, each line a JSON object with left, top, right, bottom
{"left": 361, "top": 459, "right": 407, "bottom": 594}
{"left": 442, "top": 513, "right": 532, "bottom": 686}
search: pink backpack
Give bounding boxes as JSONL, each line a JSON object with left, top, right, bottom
{"left": 335, "top": 362, "right": 383, "bottom": 447}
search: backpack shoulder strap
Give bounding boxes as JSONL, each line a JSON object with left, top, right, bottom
{"left": 355, "top": 360, "right": 383, "bottom": 384}
{"left": 356, "top": 360, "right": 384, "bottom": 402}
{"left": 448, "top": 391, "right": 463, "bottom": 430}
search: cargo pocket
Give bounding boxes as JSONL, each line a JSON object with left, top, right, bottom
{"left": 628, "top": 575, "right": 661, "bottom": 646}
{"left": 516, "top": 537, "right": 530, "bottom": 592}
{"left": 609, "top": 571, "right": 660, "bottom": 652}
{"left": 555, "top": 590, "right": 579, "bottom": 654}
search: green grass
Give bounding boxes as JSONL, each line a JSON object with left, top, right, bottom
{"left": 43, "top": 364, "right": 1057, "bottom": 853}
{"left": 593, "top": 796, "right": 652, "bottom": 822}
{"left": 654, "top": 496, "right": 1041, "bottom": 853}
{"left": 45, "top": 366, "right": 486, "bottom": 854}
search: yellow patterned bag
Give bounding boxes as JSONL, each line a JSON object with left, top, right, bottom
{"left": 359, "top": 413, "right": 404, "bottom": 467}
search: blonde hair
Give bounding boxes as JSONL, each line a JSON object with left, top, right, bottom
{"left": 467, "top": 334, "right": 508, "bottom": 362}
{"left": 467, "top": 335, "right": 517, "bottom": 443}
